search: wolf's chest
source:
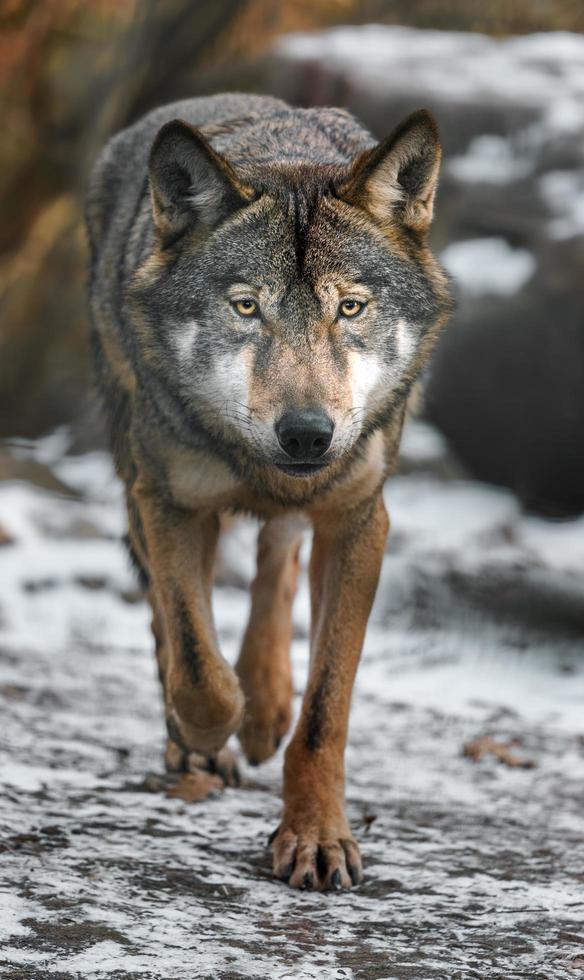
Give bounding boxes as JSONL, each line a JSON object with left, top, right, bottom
{"left": 166, "top": 446, "right": 241, "bottom": 509}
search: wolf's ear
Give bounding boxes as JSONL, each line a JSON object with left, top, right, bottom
{"left": 149, "top": 119, "right": 252, "bottom": 246}
{"left": 338, "top": 110, "right": 441, "bottom": 234}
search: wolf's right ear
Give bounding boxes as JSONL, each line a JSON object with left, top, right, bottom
{"left": 148, "top": 120, "right": 253, "bottom": 246}
{"left": 338, "top": 109, "right": 441, "bottom": 235}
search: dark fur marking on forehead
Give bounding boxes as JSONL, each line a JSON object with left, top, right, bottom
{"left": 264, "top": 172, "right": 334, "bottom": 278}
{"left": 290, "top": 189, "right": 309, "bottom": 273}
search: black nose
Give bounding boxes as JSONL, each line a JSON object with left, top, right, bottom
{"left": 276, "top": 409, "right": 334, "bottom": 461}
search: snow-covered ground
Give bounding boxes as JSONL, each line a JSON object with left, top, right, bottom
{"left": 1, "top": 422, "right": 583, "bottom": 979}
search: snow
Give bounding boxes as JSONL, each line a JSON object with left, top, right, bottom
{"left": 276, "top": 26, "right": 584, "bottom": 120}
{"left": 448, "top": 134, "right": 533, "bottom": 184}
{"left": 539, "top": 170, "right": 584, "bottom": 239}
{"left": 398, "top": 418, "right": 449, "bottom": 462}
{"left": 440, "top": 237, "right": 536, "bottom": 296}
{"left": 1, "top": 422, "right": 583, "bottom": 978}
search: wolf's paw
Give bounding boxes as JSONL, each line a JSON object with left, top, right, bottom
{"left": 166, "top": 769, "right": 224, "bottom": 802}
{"left": 237, "top": 662, "right": 293, "bottom": 765}
{"left": 165, "top": 740, "right": 241, "bottom": 787}
{"left": 270, "top": 823, "right": 363, "bottom": 891}
{"left": 189, "top": 746, "right": 241, "bottom": 787}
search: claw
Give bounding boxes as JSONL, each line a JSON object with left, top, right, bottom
{"left": 342, "top": 838, "right": 363, "bottom": 886}
{"left": 348, "top": 865, "right": 361, "bottom": 886}
{"left": 280, "top": 861, "right": 294, "bottom": 882}
{"left": 330, "top": 868, "right": 342, "bottom": 890}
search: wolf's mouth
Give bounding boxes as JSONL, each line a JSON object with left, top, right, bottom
{"left": 275, "top": 461, "right": 327, "bottom": 478}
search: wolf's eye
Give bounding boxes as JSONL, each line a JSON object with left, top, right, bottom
{"left": 232, "top": 298, "right": 258, "bottom": 317}
{"left": 339, "top": 299, "right": 366, "bottom": 319}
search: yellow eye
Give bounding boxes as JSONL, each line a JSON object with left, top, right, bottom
{"left": 339, "top": 299, "right": 366, "bottom": 319}
{"left": 232, "top": 298, "right": 258, "bottom": 317}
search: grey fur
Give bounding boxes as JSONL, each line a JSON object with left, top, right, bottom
{"left": 87, "top": 93, "right": 451, "bottom": 504}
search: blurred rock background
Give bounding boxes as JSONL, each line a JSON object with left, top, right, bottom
{"left": 1, "top": 0, "right": 584, "bottom": 512}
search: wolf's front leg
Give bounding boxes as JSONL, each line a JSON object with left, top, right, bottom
{"left": 271, "top": 493, "right": 389, "bottom": 890}
{"left": 135, "top": 489, "right": 244, "bottom": 757}
{"left": 236, "top": 515, "right": 304, "bottom": 765}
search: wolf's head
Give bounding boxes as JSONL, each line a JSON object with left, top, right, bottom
{"left": 130, "top": 109, "right": 451, "bottom": 487}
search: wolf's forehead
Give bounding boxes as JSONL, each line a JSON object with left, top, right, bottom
{"left": 207, "top": 192, "right": 385, "bottom": 290}
{"left": 195, "top": 183, "right": 439, "bottom": 327}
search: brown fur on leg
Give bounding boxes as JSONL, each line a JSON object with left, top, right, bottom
{"left": 135, "top": 484, "right": 244, "bottom": 757}
{"left": 236, "top": 515, "right": 305, "bottom": 765}
{"left": 271, "top": 493, "right": 389, "bottom": 890}
{"left": 145, "top": 534, "right": 242, "bottom": 786}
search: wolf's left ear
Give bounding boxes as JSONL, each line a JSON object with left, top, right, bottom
{"left": 149, "top": 119, "right": 252, "bottom": 246}
{"left": 338, "top": 110, "right": 441, "bottom": 234}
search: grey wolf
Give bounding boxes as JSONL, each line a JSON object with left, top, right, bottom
{"left": 86, "top": 93, "right": 451, "bottom": 890}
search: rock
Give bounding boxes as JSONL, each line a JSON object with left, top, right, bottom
{"left": 427, "top": 235, "right": 584, "bottom": 515}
